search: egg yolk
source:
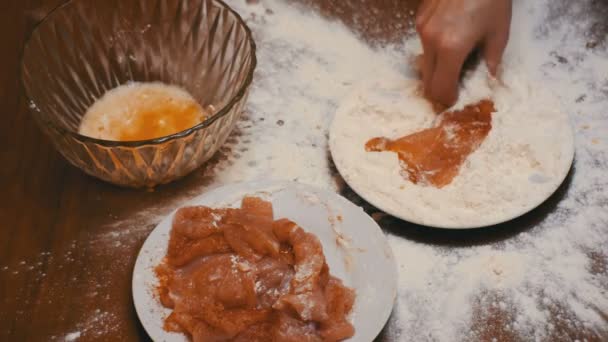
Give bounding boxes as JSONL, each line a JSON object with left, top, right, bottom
{"left": 78, "top": 83, "right": 208, "bottom": 142}
{"left": 117, "top": 99, "right": 204, "bottom": 141}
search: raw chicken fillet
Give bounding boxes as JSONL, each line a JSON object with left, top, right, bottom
{"left": 156, "top": 197, "right": 355, "bottom": 342}
{"left": 366, "top": 99, "right": 495, "bottom": 188}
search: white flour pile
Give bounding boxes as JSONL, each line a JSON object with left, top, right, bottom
{"left": 198, "top": 0, "right": 404, "bottom": 189}
{"left": 330, "top": 62, "right": 574, "bottom": 228}
{"left": 3, "top": 0, "right": 606, "bottom": 340}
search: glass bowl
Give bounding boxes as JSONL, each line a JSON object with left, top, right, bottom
{"left": 21, "top": 0, "right": 256, "bottom": 188}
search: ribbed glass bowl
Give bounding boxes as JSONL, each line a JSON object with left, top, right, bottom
{"left": 21, "top": 0, "right": 256, "bottom": 188}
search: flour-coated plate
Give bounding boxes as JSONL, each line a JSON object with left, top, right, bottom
{"left": 329, "top": 73, "right": 575, "bottom": 229}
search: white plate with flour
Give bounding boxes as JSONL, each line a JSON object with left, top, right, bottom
{"left": 132, "top": 180, "right": 397, "bottom": 342}
{"left": 330, "top": 66, "right": 574, "bottom": 229}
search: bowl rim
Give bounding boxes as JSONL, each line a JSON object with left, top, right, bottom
{"left": 20, "top": 0, "right": 257, "bottom": 148}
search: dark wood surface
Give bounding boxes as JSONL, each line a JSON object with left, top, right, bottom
{"left": 1, "top": 0, "right": 606, "bottom": 341}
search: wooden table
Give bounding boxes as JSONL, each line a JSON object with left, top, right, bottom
{"left": 1, "top": 0, "right": 606, "bottom": 341}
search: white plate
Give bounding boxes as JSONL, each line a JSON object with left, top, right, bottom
{"left": 329, "top": 74, "right": 575, "bottom": 229}
{"left": 132, "top": 180, "right": 398, "bottom": 342}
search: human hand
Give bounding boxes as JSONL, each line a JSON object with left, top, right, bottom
{"left": 416, "top": 0, "right": 512, "bottom": 107}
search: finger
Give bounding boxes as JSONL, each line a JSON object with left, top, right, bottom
{"left": 421, "top": 42, "right": 437, "bottom": 99}
{"left": 430, "top": 44, "right": 469, "bottom": 107}
{"left": 416, "top": 0, "right": 430, "bottom": 15}
{"left": 483, "top": 28, "right": 510, "bottom": 76}
{"left": 415, "top": 0, "right": 440, "bottom": 96}
{"left": 415, "top": 0, "right": 439, "bottom": 31}
{"left": 483, "top": 2, "right": 512, "bottom": 76}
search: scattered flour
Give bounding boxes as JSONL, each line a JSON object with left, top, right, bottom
{"left": 4, "top": 0, "right": 606, "bottom": 340}
{"left": 63, "top": 331, "right": 81, "bottom": 341}
{"left": 205, "top": 0, "right": 608, "bottom": 340}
